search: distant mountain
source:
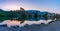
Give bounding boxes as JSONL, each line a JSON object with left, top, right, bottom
{"left": 0, "top": 9, "right": 5, "bottom": 12}
{"left": 26, "top": 10, "right": 48, "bottom": 15}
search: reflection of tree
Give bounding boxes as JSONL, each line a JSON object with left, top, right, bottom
{"left": 8, "top": 10, "right": 14, "bottom": 20}
{"left": 35, "top": 11, "right": 38, "bottom": 21}
{"left": 54, "top": 14, "right": 60, "bottom": 20}
{"left": 17, "top": 7, "right": 27, "bottom": 23}
{"left": 0, "top": 17, "right": 10, "bottom": 22}
{"left": 1, "top": 7, "right": 60, "bottom": 23}
{"left": 43, "top": 13, "right": 48, "bottom": 20}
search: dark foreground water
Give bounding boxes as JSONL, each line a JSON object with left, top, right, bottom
{"left": 0, "top": 20, "right": 60, "bottom": 31}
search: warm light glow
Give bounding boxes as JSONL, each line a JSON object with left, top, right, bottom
{"left": 3, "top": 4, "right": 20, "bottom": 10}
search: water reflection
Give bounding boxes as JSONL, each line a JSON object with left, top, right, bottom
{"left": 0, "top": 19, "right": 55, "bottom": 27}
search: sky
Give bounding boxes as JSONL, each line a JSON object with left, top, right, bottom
{"left": 0, "top": 0, "right": 60, "bottom": 13}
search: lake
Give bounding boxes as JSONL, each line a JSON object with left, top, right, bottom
{"left": 0, "top": 19, "right": 59, "bottom": 31}
{"left": 0, "top": 19, "right": 55, "bottom": 27}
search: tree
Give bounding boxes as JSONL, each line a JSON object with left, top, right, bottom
{"left": 17, "top": 7, "right": 27, "bottom": 23}
{"left": 54, "top": 14, "right": 60, "bottom": 20}
{"left": 43, "top": 12, "right": 48, "bottom": 20}
{"left": 34, "top": 11, "right": 38, "bottom": 21}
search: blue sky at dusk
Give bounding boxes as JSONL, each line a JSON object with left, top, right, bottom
{"left": 0, "top": 0, "right": 60, "bottom": 13}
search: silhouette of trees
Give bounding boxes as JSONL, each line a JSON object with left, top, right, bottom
{"left": 34, "top": 11, "right": 38, "bottom": 21}
{"left": 43, "top": 12, "right": 48, "bottom": 20}
{"left": 0, "top": 8, "right": 60, "bottom": 23}
{"left": 54, "top": 14, "right": 60, "bottom": 20}
{"left": 16, "top": 7, "right": 27, "bottom": 23}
